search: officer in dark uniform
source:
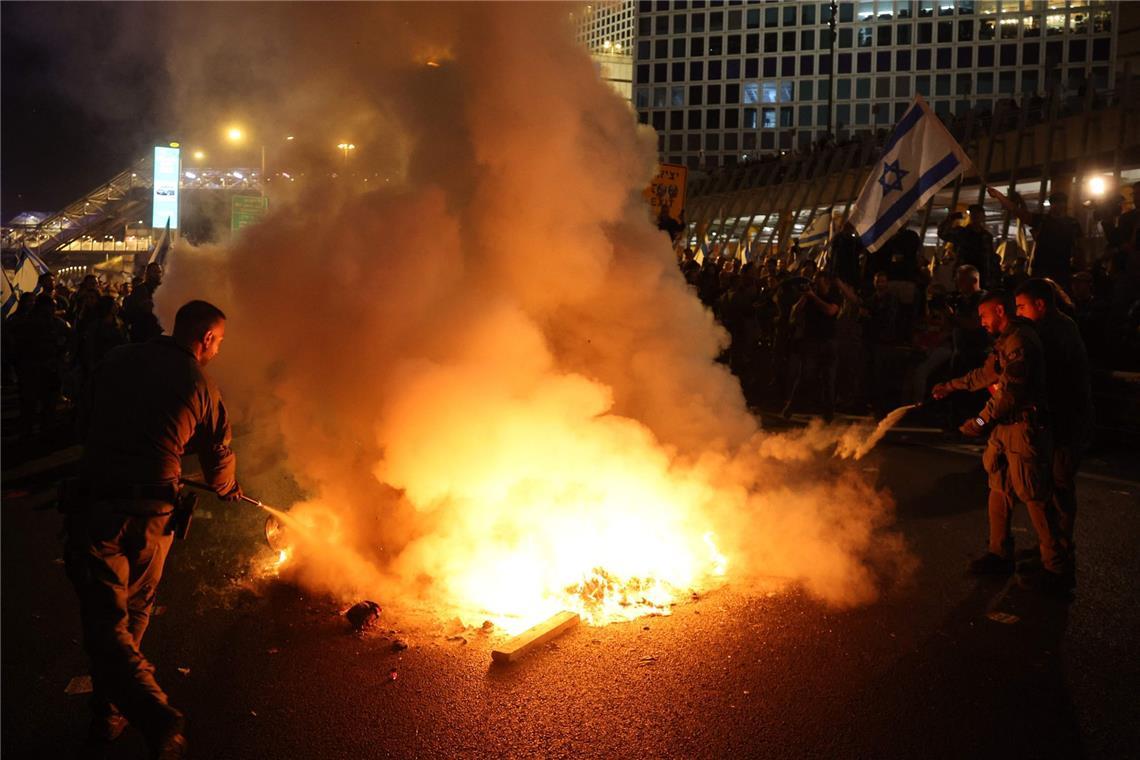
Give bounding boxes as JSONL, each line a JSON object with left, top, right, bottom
{"left": 1014, "top": 278, "right": 1093, "bottom": 554}
{"left": 933, "top": 291, "right": 1067, "bottom": 591}
{"left": 65, "top": 300, "right": 241, "bottom": 758}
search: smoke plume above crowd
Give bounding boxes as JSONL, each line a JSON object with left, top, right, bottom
{"left": 155, "top": 3, "right": 912, "bottom": 625}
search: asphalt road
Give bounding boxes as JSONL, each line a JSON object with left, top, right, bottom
{"left": 3, "top": 416, "right": 1139, "bottom": 759}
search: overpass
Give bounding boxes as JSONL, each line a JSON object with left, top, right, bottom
{"left": 684, "top": 77, "right": 1140, "bottom": 257}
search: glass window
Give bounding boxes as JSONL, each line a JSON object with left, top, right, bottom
{"left": 895, "top": 102, "right": 909, "bottom": 121}
{"left": 782, "top": 56, "right": 796, "bottom": 76}
{"left": 728, "top": 35, "right": 741, "bottom": 54}
{"left": 725, "top": 83, "right": 740, "bottom": 103}
{"left": 635, "top": 87, "right": 649, "bottom": 108}
{"left": 743, "top": 82, "right": 760, "bottom": 103}
{"left": 1000, "top": 44, "right": 1017, "bottom": 65}
{"left": 707, "top": 108, "right": 721, "bottom": 128}
{"left": 690, "top": 61, "right": 704, "bottom": 80}
{"left": 839, "top": 3, "right": 854, "bottom": 23}
{"left": 1022, "top": 71, "right": 1038, "bottom": 95}
{"left": 689, "top": 85, "right": 703, "bottom": 105}
{"left": 709, "top": 35, "right": 723, "bottom": 55}
{"left": 817, "top": 104, "right": 829, "bottom": 127}
{"left": 637, "top": 111, "right": 648, "bottom": 126}
{"left": 780, "top": 81, "right": 795, "bottom": 102}
{"left": 918, "top": 23, "right": 932, "bottom": 44}
{"left": 938, "top": 21, "right": 953, "bottom": 42}
{"left": 856, "top": 78, "right": 871, "bottom": 98}
{"left": 838, "top": 78, "right": 852, "bottom": 99}
{"left": 858, "top": 26, "right": 873, "bottom": 47}
{"left": 959, "top": 20, "right": 974, "bottom": 41}
{"left": 670, "top": 110, "right": 684, "bottom": 130}
{"left": 840, "top": 27, "right": 853, "bottom": 48}
{"left": 784, "top": 6, "right": 797, "bottom": 25}
{"left": 878, "top": 25, "right": 892, "bottom": 45}
{"left": 762, "top": 107, "right": 776, "bottom": 128}
{"left": 1000, "top": 17, "right": 1019, "bottom": 38}
{"left": 1023, "top": 15, "right": 1041, "bottom": 37}
{"left": 744, "top": 108, "right": 758, "bottom": 129}
{"left": 1071, "top": 11, "right": 1088, "bottom": 34}
{"left": 858, "top": 52, "right": 872, "bottom": 72}
{"left": 655, "top": 15, "right": 669, "bottom": 34}
{"left": 673, "top": 62, "right": 685, "bottom": 81}
{"left": 917, "top": 48, "right": 931, "bottom": 69}
{"left": 765, "top": 32, "right": 779, "bottom": 52}
{"left": 764, "top": 57, "right": 777, "bottom": 77}
{"left": 762, "top": 81, "right": 778, "bottom": 102}
{"left": 780, "top": 107, "right": 794, "bottom": 128}
{"left": 709, "top": 60, "right": 722, "bottom": 80}
{"left": 801, "top": 56, "right": 816, "bottom": 76}
{"left": 876, "top": 77, "right": 891, "bottom": 97}
{"left": 636, "top": 64, "right": 650, "bottom": 84}
{"left": 957, "top": 47, "right": 973, "bottom": 67}
{"left": 956, "top": 74, "right": 971, "bottom": 95}
{"left": 822, "top": 3, "right": 835, "bottom": 23}
{"left": 783, "top": 31, "right": 797, "bottom": 51}
{"left": 673, "top": 38, "right": 687, "bottom": 57}
{"left": 705, "top": 130, "right": 719, "bottom": 148}
{"left": 728, "top": 9, "right": 742, "bottom": 30}
{"left": 1092, "top": 38, "right": 1110, "bottom": 62}
{"left": 999, "top": 71, "right": 1015, "bottom": 94}
{"left": 652, "top": 111, "right": 666, "bottom": 130}
{"left": 856, "top": 103, "right": 870, "bottom": 124}
{"left": 897, "top": 49, "right": 912, "bottom": 70}
{"left": 877, "top": 51, "right": 891, "bottom": 71}
{"left": 1023, "top": 42, "right": 1039, "bottom": 65}
{"left": 692, "top": 12, "right": 706, "bottom": 32}
{"left": 727, "top": 59, "right": 741, "bottom": 78}
{"left": 858, "top": 2, "right": 874, "bottom": 21}
{"left": 938, "top": 1, "right": 956, "bottom": 16}
{"left": 653, "top": 87, "right": 667, "bottom": 108}
{"left": 747, "top": 33, "right": 760, "bottom": 53}
{"left": 674, "top": 14, "right": 688, "bottom": 34}
{"left": 801, "top": 80, "right": 815, "bottom": 100}
{"left": 690, "top": 37, "right": 705, "bottom": 56}
{"left": 765, "top": 7, "right": 778, "bottom": 26}
{"left": 803, "top": 4, "right": 817, "bottom": 24}
{"left": 655, "top": 39, "right": 669, "bottom": 58}
{"left": 875, "top": 103, "right": 890, "bottom": 125}
{"left": 745, "top": 59, "right": 759, "bottom": 77}
{"left": 916, "top": 75, "right": 931, "bottom": 96}
{"left": 978, "top": 46, "right": 995, "bottom": 66}
{"left": 937, "top": 48, "right": 951, "bottom": 68}
{"left": 837, "top": 104, "right": 851, "bottom": 128}
{"left": 799, "top": 105, "right": 814, "bottom": 126}
{"left": 1069, "top": 39, "right": 1087, "bottom": 62}
{"left": 638, "top": 16, "right": 651, "bottom": 36}
{"left": 637, "top": 40, "right": 651, "bottom": 60}
{"left": 838, "top": 53, "right": 852, "bottom": 73}
{"left": 977, "top": 72, "right": 994, "bottom": 93}
{"left": 802, "top": 30, "right": 816, "bottom": 50}
{"left": 896, "top": 76, "right": 911, "bottom": 97}
{"left": 980, "top": 18, "right": 996, "bottom": 39}
{"left": 919, "top": 1, "right": 935, "bottom": 17}
{"left": 935, "top": 74, "right": 950, "bottom": 96}
{"left": 1093, "top": 10, "right": 1112, "bottom": 34}
{"left": 688, "top": 109, "right": 702, "bottom": 129}
{"left": 725, "top": 132, "right": 738, "bottom": 150}
{"left": 710, "top": 11, "right": 723, "bottom": 31}
{"left": 654, "top": 62, "right": 668, "bottom": 82}
{"left": 672, "top": 86, "right": 685, "bottom": 106}
{"left": 747, "top": 8, "right": 760, "bottom": 29}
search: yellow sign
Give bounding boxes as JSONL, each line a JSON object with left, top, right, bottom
{"left": 645, "top": 163, "right": 688, "bottom": 225}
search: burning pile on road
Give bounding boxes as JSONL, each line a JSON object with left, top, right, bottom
{"left": 157, "top": 3, "right": 912, "bottom": 635}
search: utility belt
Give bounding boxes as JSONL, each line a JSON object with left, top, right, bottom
{"left": 57, "top": 479, "right": 198, "bottom": 540}
{"left": 994, "top": 406, "right": 1048, "bottom": 429}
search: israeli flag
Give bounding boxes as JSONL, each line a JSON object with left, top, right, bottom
{"left": 148, "top": 218, "right": 172, "bottom": 267}
{"left": 798, "top": 212, "right": 833, "bottom": 249}
{"left": 849, "top": 96, "right": 972, "bottom": 252}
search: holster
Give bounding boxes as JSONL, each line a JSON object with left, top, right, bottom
{"left": 169, "top": 490, "right": 198, "bottom": 540}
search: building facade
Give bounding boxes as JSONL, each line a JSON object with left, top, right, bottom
{"left": 574, "top": 2, "right": 638, "bottom": 99}
{"left": 630, "top": 1, "right": 1118, "bottom": 170}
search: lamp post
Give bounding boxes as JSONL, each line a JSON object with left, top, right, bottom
{"left": 827, "top": 0, "right": 838, "bottom": 141}
{"left": 226, "top": 126, "right": 267, "bottom": 197}
{"left": 337, "top": 142, "right": 356, "bottom": 171}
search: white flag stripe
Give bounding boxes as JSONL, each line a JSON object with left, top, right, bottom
{"left": 849, "top": 96, "right": 972, "bottom": 252}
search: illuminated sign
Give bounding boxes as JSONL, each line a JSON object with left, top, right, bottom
{"left": 231, "top": 195, "right": 269, "bottom": 231}
{"left": 152, "top": 145, "right": 180, "bottom": 229}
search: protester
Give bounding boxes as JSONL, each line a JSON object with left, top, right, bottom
{"left": 937, "top": 204, "right": 995, "bottom": 288}
{"left": 782, "top": 271, "right": 842, "bottom": 421}
{"left": 11, "top": 293, "right": 71, "bottom": 440}
{"left": 988, "top": 187, "right": 1082, "bottom": 288}
{"left": 121, "top": 263, "right": 164, "bottom": 343}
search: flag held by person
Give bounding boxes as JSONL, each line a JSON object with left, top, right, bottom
{"left": 798, "top": 211, "right": 833, "bottom": 250}
{"left": 148, "top": 218, "right": 172, "bottom": 268}
{"left": 849, "top": 96, "right": 972, "bottom": 252}
{"left": 2, "top": 246, "right": 50, "bottom": 317}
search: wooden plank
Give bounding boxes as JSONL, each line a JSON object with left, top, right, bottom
{"left": 490, "top": 611, "right": 580, "bottom": 664}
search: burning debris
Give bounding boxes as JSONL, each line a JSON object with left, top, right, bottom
{"left": 491, "top": 611, "right": 580, "bottom": 664}
{"left": 345, "top": 601, "right": 382, "bottom": 632}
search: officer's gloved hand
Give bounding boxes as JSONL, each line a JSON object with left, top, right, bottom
{"left": 931, "top": 382, "right": 953, "bottom": 400}
{"left": 220, "top": 483, "right": 244, "bottom": 502}
{"left": 958, "top": 418, "right": 985, "bottom": 438}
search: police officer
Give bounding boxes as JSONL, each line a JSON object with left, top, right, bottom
{"left": 1014, "top": 278, "right": 1093, "bottom": 555}
{"left": 932, "top": 291, "right": 1067, "bottom": 592}
{"left": 66, "top": 300, "right": 241, "bottom": 758}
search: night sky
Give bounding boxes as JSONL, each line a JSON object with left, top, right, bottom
{"left": 1, "top": 3, "right": 173, "bottom": 219}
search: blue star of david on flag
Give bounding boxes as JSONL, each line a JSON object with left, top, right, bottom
{"left": 878, "top": 159, "right": 908, "bottom": 195}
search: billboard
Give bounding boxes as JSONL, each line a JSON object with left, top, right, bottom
{"left": 152, "top": 145, "right": 180, "bottom": 229}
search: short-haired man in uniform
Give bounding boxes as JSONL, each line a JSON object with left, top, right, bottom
{"left": 65, "top": 300, "right": 242, "bottom": 758}
{"left": 933, "top": 291, "right": 1067, "bottom": 592}
{"left": 1014, "top": 278, "right": 1093, "bottom": 557}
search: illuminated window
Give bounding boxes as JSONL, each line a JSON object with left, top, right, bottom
{"left": 762, "top": 81, "right": 778, "bottom": 102}
{"left": 979, "top": 0, "right": 998, "bottom": 14}
{"left": 1000, "top": 17, "right": 1020, "bottom": 38}
{"left": 1023, "top": 15, "right": 1041, "bottom": 37}
{"left": 1046, "top": 13, "right": 1065, "bottom": 34}
{"left": 858, "top": 2, "right": 874, "bottom": 21}
{"left": 762, "top": 107, "right": 776, "bottom": 129}
{"left": 743, "top": 82, "right": 760, "bottom": 104}
{"left": 744, "top": 108, "right": 758, "bottom": 129}
{"left": 672, "top": 86, "right": 685, "bottom": 106}
{"left": 1092, "top": 10, "right": 1111, "bottom": 33}
{"left": 779, "top": 81, "right": 794, "bottom": 102}
{"left": 653, "top": 87, "right": 667, "bottom": 108}
{"left": 1071, "top": 11, "right": 1088, "bottom": 33}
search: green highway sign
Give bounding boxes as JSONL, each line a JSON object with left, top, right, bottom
{"left": 231, "top": 195, "right": 269, "bottom": 231}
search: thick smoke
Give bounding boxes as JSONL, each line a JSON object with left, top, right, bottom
{"left": 155, "top": 3, "right": 912, "bottom": 623}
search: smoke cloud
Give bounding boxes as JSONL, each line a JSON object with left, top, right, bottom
{"left": 155, "top": 3, "right": 912, "bottom": 627}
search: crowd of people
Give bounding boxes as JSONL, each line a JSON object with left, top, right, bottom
{"left": 678, "top": 183, "right": 1140, "bottom": 426}
{"left": 2, "top": 262, "right": 164, "bottom": 442}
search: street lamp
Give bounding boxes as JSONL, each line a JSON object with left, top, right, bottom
{"left": 193, "top": 150, "right": 206, "bottom": 162}
{"left": 226, "top": 125, "right": 266, "bottom": 196}
{"left": 337, "top": 142, "right": 356, "bottom": 168}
